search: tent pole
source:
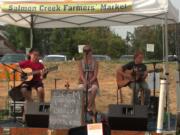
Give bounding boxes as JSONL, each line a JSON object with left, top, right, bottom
{"left": 175, "top": 22, "right": 180, "bottom": 133}
{"left": 164, "top": 12, "right": 170, "bottom": 130}
{"left": 164, "top": 13, "right": 169, "bottom": 77}
{"left": 30, "top": 14, "right": 34, "bottom": 48}
{"left": 162, "top": 23, "right": 165, "bottom": 76}
{"left": 157, "top": 13, "right": 170, "bottom": 132}
{"left": 175, "top": 23, "right": 180, "bottom": 110}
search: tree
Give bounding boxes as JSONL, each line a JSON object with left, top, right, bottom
{"left": 4, "top": 26, "right": 127, "bottom": 59}
{"left": 130, "top": 25, "right": 163, "bottom": 60}
{"left": 131, "top": 25, "right": 176, "bottom": 60}
{"left": 5, "top": 25, "right": 30, "bottom": 50}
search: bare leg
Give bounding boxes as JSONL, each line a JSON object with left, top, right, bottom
{"left": 37, "top": 87, "right": 45, "bottom": 102}
{"left": 21, "top": 87, "right": 33, "bottom": 122}
{"left": 87, "top": 85, "right": 98, "bottom": 123}
{"left": 88, "top": 85, "right": 97, "bottom": 111}
{"left": 21, "top": 87, "right": 33, "bottom": 102}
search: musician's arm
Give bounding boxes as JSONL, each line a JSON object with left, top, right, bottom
{"left": 13, "top": 63, "right": 23, "bottom": 72}
{"left": 142, "top": 65, "right": 148, "bottom": 80}
{"left": 16, "top": 60, "right": 28, "bottom": 71}
{"left": 40, "top": 65, "right": 48, "bottom": 79}
{"left": 90, "top": 61, "right": 98, "bottom": 83}
{"left": 142, "top": 70, "right": 148, "bottom": 80}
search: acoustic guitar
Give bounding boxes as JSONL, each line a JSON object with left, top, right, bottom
{"left": 116, "top": 68, "right": 163, "bottom": 88}
{"left": 9, "top": 65, "right": 58, "bottom": 88}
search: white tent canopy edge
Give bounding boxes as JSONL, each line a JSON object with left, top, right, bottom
{"left": 0, "top": 0, "right": 178, "bottom": 28}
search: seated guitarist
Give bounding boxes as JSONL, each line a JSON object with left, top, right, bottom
{"left": 117, "top": 50, "right": 150, "bottom": 105}
{"left": 15, "top": 48, "right": 47, "bottom": 122}
{"left": 16, "top": 48, "right": 46, "bottom": 103}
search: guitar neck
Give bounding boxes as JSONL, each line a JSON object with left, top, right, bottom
{"left": 33, "top": 68, "right": 55, "bottom": 74}
{"left": 24, "top": 66, "right": 58, "bottom": 75}
{"left": 31, "top": 70, "right": 41, "bottom": 75}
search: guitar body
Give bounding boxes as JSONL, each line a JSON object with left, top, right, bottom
{"left": 117, "top": 68, "right": 163, "bottom": 88}
{"left": 116, "top": 70, "right": 132, "bottom": 88}
{"left": 9, "top": 66, "right": 58, "bottom": 88}
{"left": 21, "top": 68, "right": 33, "bottom": 81}
{"left": 9, "top": 68, "right": 34, "bottom": 88}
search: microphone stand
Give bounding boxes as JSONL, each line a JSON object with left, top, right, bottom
{"left": 132, "top": 65, "right": 136, "bottom": 106}
{"left": 132, "top": 64, "right": 137, "bottom": 118}
{"left": 84, "top": 54, "right": 90, "bottom": 123}
{"left": 152, "top": 62, "right": 158, "bottom": 96}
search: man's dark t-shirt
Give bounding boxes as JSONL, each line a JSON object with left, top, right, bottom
{"left": 122, "top": 61, "right": 147, "bottom": 81}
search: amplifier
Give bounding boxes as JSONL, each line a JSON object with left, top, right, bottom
{"left": 108, "top": 104, "right": 148, "bottom": 131}
{"left": 25, "top": 102, "right": 50, "bottom": 128}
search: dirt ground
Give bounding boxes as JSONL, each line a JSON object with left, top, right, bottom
{"left": 0, "top": 61, "right": 177, "bottom": 114}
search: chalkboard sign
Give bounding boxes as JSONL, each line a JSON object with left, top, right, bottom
{"left": 49, "top": 90, "right": 84, "bottom": 129}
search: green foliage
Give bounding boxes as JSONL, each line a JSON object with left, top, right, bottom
{"left": 4, "top": 26, "right": 126, "bottom": 59}
{"left": 4, "top": 24, "right": 176, "bottom": 60}
{"left": 128, "top": 25, "right": 176, "bottom": 60}
{"left": 5, "top": 25, "right": 30, "bottom": 50}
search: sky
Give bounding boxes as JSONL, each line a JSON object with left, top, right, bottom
{"left": 111, "top": 0, "right": 180, "bottom": 39}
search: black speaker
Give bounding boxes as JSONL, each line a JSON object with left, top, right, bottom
{"left": 108, "top": 104, "right": 148, "bottom": 131}
{"left": 68, "top": 123, "right": 111, "bottom": 135}
{"left": 69, "top": 125, "right": 87, "bottom": 135}
{"left": 25, "top": 102, "right": 50, "bottom": 128}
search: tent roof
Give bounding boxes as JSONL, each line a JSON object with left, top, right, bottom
{"left": 0, "top": 0, "right": 178, "bottom": 28}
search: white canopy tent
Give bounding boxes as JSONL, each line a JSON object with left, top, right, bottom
{"left": 0, "top": 0, "right": 179, "bottom": 132}
{"left": 0, "top": 0, "right": 178, "bottom": 49}
{"left": 0, "top": 0, "right": 178, "bottom": 28}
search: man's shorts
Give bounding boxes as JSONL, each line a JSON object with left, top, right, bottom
{"left": 21, "top": 81, "right": 44, "bottom": 91}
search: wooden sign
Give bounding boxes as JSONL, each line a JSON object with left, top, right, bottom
{"left": 87, "top": 123, "right": 103, "bottom": 135}
{"left": 49, "top": 90, "right": 84, "bottom": 129}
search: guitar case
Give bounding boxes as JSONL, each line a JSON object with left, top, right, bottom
{"left": 9, "top": 86, "right": 25, "bottom": 101}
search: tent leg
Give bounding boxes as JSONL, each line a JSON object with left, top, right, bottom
{"left": 164, "top": 12, "right": 171, "bottom": 131}
{"left": 30, "top": 14, "right": 34, "bottom": 48}
{"left": 164, "top": 13, "right": 169, "bottom": 76}
{"left": 158, "top": 13, "right": 170, "bottom": 132}
{"left": 175, "top": 23, "right": 180, "bottom": 132}
{"left": 176, "top": 58, "right": 180, "bottom": 133}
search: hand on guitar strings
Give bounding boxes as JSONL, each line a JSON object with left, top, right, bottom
{"left": 41, "top": 69, "right": 49, "bottom": 79}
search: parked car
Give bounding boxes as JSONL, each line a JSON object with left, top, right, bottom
{"left": 167, "top": 55, "right": 177, "bottom": 61}
{"left": 43, "top": 55, "right": 67, "bottom": 62}
{"left": 0, "top": 53, "right": 27, "bottom": 64}
{"left": 92, "top": 55, "right": 111, "bottom": 61}
{"left": 119, "top": 55, "right": 134, "bottom": 62}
